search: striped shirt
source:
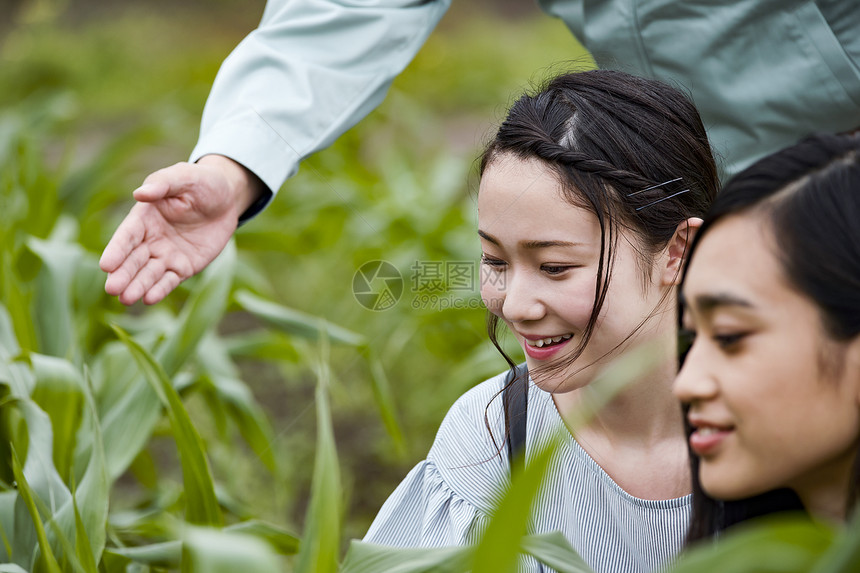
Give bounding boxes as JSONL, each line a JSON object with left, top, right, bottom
{"left": 363, "top": 370, "right": 690, "bottom": 573}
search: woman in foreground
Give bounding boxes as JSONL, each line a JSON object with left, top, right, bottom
{"left": 675, "top": 131, "right": 860, "bottom": 541}
{"left": 364, "top": 69, "right": 718, "bottom": 572}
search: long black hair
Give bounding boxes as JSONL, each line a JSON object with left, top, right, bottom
{"left": 479, "top": 69, "right": 718, "bottom": 389}
{"left": 681, "top": 131, "right": 860, "bottom": 542}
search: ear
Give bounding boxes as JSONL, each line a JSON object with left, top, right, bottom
{"left": 844, "top": 335, "right": 860, "bottom": 408}
{"left": 660, "top": 217, "right": 703, "bottom": 286}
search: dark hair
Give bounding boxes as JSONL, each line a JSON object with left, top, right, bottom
{"left": 682, "top": 131, "right": 860, "bottom": 542}
{"left": 479, "top": 69, "right": 718, "bottom": 384}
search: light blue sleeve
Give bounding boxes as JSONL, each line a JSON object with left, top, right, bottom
{"left": 189, "top": 0, "right": 451, "bottom": 218}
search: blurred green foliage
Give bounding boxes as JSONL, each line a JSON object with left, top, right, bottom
{"left": 0, "top": 1, "right": 587, "bottom": 568}
{"left": 6, "top": 1, "right": 855, "bottom": 572}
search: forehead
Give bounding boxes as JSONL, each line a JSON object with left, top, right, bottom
{"left": 478, "top": 154, "right": 599, "bottom": 242}
{"left": 683, "top": 214, "right": 789, "bottom": 309}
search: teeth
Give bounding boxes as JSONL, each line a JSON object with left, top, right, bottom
{"left": 697, "top": 427, "right": 725, "bottom": 436}
{"left": 526, "top": 334, "right": 572, "bottom": 348}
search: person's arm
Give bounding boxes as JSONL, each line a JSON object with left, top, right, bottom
{"left": 101, "top": 0, "right": 451, "bottom": 305}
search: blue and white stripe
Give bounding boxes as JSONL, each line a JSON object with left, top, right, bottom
{"left": 363, "top": 370, "right": 690, "bottom": 573}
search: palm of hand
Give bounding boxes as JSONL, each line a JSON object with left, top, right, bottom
{"left": 101, "top": 165, "right": 241, "bottom": 305}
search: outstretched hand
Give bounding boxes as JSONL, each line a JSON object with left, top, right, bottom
{"left": 100, "top": 155, "right": 264, "bottom": 305}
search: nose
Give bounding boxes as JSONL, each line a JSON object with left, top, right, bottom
{"left": 500, "top": 270, "right": 546, "bottom": 323}
{"left": 672, "top": 340, "right": 718, "bottom": 404}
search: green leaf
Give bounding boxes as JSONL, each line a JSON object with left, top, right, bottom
{"left": 8, "top": 366, "right": 108, "bottom": 570}
{"left": 29, "top": 354, "right": 84, "bottom": 484}
{"left": 811, "top": 507, "right": 860, "bottom": 572}
{"left": 294, "top": 336, "right": 341, "bottom": 573}
{"left": 27, "top": 231, "right": 84, "bottom": 359}
{"left": 106, "top": 520, "right": 299, "bottom": 568}
{"left": 221, "top": 330, "right": 300, "bottom": 363}
{"left": 471, "top": 430, "right": 561, "bottom": 573}
{"left": 225, "top": 520, "right": 300, "bottom": 555}
{"left": 520, "top": 532, "right": 593, "bottom": 573}
{"left": 0, "top": 254, "right": 37, "bottom": 355}
{"left": 112, "top": 325, "right": 222, "bottom": 526}
{"left": 0, "top": 491, "right": 17, "bottom": 562}
{"left": 0, "top": 304, "right": 20, "bottom": 360}
{"left": 340, "top": 540, "right": 474, "bottom": 573}
{"left": 673, "top": 515, "right": 834, "bottom": 573}
{"left": 10, "top": 400, "right": 71, "bottom": 570}
{"left": 472, "top": 339, "right": 665, "bottom": 573}
{"left": 364, "top": 349, "right": 405, "bottom": 457}
{"left": 561, "top": 337, "right": 668, "bottom": 430}
{"left": 104, "top": 541, "right": 180, "bottom": 568}
{"left": 180, "top": 526, "right": 281, "bottom": 573}
{"left": 196, "top": 333, "right": 278, "bottom": 473}
{"left": 10, "top": 446, "right": 62, "bottom": 573}
{"left": 0, "top": 356, "right": 35, "bottom": 401}
{"left": 71, "top": 490, "right": 97, "bottom": 572}
{"left": 88, "top": 340, "right": 161, "bottom": 480}
{"left": 235, "top": 289, "right": 366, "bottom": 347}
{"left": 157, "top": 240, "right": 235, "bottom": 377}
{"left": 69, "top": 369, "right": 109, "bottom": 567}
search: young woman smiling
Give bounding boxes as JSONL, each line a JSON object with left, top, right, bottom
{"left": 675, "top": 132, "right": 860, "bottom": 541}
{"left": 364, "top": 69, "right": 719, "bottom": 572}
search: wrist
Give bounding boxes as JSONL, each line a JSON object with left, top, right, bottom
{"left": 197, "top": 154, "right": 266, "bottom": 214}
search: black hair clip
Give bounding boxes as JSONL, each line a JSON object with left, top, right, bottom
{"left": 628, "top": 177, "right": 690, "bottom": 211}
{"left": 627, "top": 177, "right": 683, "bottom": 197}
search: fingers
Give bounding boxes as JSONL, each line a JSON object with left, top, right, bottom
{"left": 104, "top": 242, "right": 153, "bottom": 297}
{"left": 135, "top": 162, "right": 196, "bottom": 202}
{"left": 143, "top": 271, "right": 183, "bottom": 306}
{"left": 132, "top": 181, "right": 171, "bottom": 202}
{"left": 115, "top": 257, "right": 184, "bottom": 306}
{"left": 100, "top": 206, "right": 147, "bottom": 273}
{"left": 116, "top": 256, "right": 167, "bottom": 306}
{"left": 102, "top": 161, "right": 236, "bottom": 305}
{"left": 108, "top": 240, "right": 196, "bottom": 305}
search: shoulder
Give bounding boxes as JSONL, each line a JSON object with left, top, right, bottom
{"left": 424, "top": 369, "right": 511, "bottom": 512}
{"left": 442, "top": 370, "right": 508, "bottom": 427}
{"left": 430, "top": 370, "right": 510, "bottom": 458}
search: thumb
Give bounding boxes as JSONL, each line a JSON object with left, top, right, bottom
{"left": 132, "top": 180, "right": 172, "bottom": 202}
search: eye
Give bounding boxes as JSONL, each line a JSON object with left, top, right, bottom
{"left": 481, "top": 254, "right": 506, "bottom": 270}
{"left": 541, "top": 264, "right": 576, "bottom": 276}
{"left": 713, "top": 332, "right": 748, "bottom": 351}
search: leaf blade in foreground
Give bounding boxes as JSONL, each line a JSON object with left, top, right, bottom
{"left": 112, "top": 325, "right": 222, "bottom": 527}
{"left": 294, "top": 337, "right": 341, "bottom": 573}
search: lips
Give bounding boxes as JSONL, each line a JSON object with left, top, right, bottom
{"left": 688, "top": 419, "right": 734, "bottom": 456}
{"left": 525, "top": 334, "right": 572, "bottom": 348}
{"left": 519, "top": 332, "right": 574, "bottom": 360}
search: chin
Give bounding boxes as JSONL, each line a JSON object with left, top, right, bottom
{"left": 701, "top": 474, "right": 771, "bottom": 502}
{"left": 529, "top": 366, "right": 591, "bottom": 394}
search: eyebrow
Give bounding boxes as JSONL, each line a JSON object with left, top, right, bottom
{"left": 478, "top": 230, "right": 582, "bottom": 249}
{"left": 680, "top": 292, "right": 755, "bottom": 314}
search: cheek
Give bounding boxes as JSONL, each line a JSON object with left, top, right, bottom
{"left": 558, "top": 295, "right": 595, "bottom": 328}
{"left": 553, "top": 276, "right": 601, "bottom": 330}
{"left": 705, "top": 377, "right": 860, "bottom": 500}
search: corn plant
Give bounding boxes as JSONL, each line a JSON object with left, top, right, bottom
{"left": 5, "top": 6, "right": 860, "bottom": 572}
{"left": 0, "top": 98, "right": 392, "bottom": 571}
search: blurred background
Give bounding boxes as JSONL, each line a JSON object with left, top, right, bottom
{"left": 0, "top": 0, "right": 593, "bottom": 557}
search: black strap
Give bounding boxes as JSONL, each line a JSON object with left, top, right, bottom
{"left": 503, "top": 363, "right": 529, "bottom": 468}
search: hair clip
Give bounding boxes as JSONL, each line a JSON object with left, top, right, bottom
{"left": 627, "top": 177, "right": 683, "bottom": 197}
{"left": 635, "top": 189, "right": 690, "bottom": 211}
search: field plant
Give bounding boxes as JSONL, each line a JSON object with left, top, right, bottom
{"left": 2, "top": 1, "right": 860, "bottom": 571}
